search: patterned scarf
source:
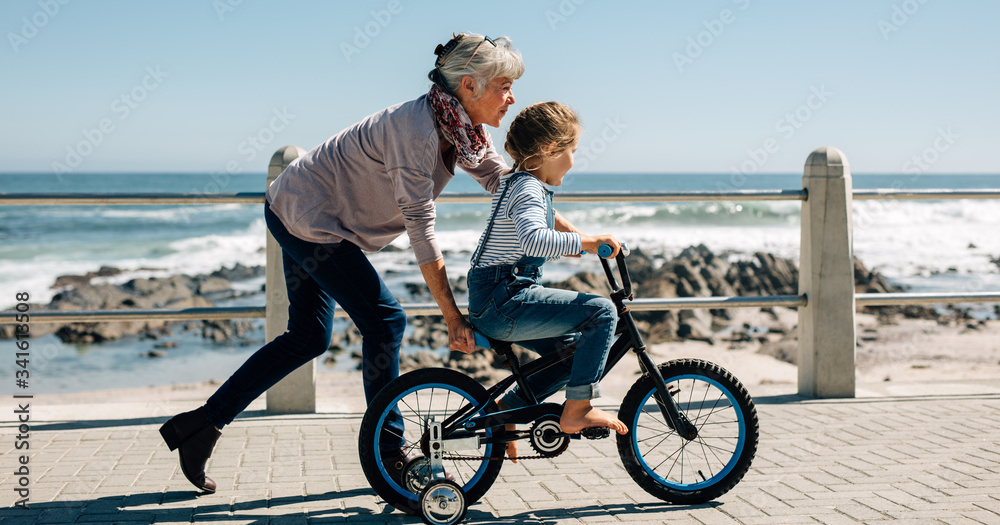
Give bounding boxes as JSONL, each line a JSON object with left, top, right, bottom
{"left": 427, "top": 84, "right": 492, "bottom": 169}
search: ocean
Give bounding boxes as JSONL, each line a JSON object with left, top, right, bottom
{"left": 2, "top": 172, "right": 998, "bottom": 394}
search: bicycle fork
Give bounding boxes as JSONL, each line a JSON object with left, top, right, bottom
{"left": 635, "top": 348, "right": 699, "bottom": 441}
{"left": 616, "top": 297, "right": 699, "bottom": 441}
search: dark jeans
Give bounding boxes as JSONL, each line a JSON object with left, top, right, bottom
{"left": 205, "top": 201, "right": 405, "bottom": 447}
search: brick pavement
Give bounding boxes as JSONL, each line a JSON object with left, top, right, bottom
{"left": 2, "top": 373, "right": 999, "bottom": 524}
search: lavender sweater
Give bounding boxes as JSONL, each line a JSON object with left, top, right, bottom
{"left": 266, "top": 95, "right": 508, "bottom": 266}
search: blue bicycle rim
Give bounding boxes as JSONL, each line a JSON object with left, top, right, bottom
{"left": 374, "top": 382, "right": 495, "bottom": 502}
{"left": 631, "top": 374, "right": 746, "bottom": 491}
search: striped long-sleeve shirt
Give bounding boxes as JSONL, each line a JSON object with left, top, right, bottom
{"left": 471, "top": 173, "right": 582, "bottom": 268}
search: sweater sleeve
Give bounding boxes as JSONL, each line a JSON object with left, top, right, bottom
{"left": 388, "top": 127, "right": 444, "bottom": 266}
{"left": 506, "top": 178, "right": 581, "bottom": 258}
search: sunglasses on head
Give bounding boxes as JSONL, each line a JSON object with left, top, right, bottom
{"left": 434, "top": 35, "right": 496, "bottom": 69}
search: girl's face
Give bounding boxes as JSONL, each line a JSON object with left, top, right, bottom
{"left": 538, "top": 134, "right": 580, "bottom": 186}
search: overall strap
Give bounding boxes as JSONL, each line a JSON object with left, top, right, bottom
{"left": 471, "top": 172, "right": 533, "bottom": 268}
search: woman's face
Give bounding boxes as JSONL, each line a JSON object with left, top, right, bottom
{"left": 459, "top": 76, "right": 515, "bottom": 128}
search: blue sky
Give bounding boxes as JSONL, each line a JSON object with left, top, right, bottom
{"left": 2, "top": 0, "right": 998, "bottom": 175}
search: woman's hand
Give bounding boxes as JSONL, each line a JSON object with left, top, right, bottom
{"left": 419, "top": 259, "right": 477, "bottom": 354}
{"left": 447, "top": 316, "right": 477, "bottom": 354}
{"left": 580, "top": 234, "right": 621, "bottom": 258}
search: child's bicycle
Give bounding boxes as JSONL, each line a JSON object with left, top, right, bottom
{"left": 359, "top": 245, "right": 759, "bottom": 525}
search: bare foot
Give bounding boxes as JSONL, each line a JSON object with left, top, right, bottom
{"left": 560, "top": 399, "right": 628, "bottom": 435}
{"left": 496, "top": 400, "right": 518, "bottom": 463}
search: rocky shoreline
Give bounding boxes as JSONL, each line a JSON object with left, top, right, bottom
{"left": 0, "top": 263, "right": 265, "bottom": 346}
{"left": 3, "top": 246, "right": 993, "bottom": 383}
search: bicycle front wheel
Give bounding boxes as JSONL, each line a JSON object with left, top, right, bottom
{"left": 359, "top": 367, "right": 505, "bottom": 515}
{"left": 617, "top": 358, "right": 758, "bottom": 504}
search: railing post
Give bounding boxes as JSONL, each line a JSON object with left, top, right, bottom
{"left": 798, "top": 147, "right": 857, "bottom": 398}
{"left": 264, "top": 145, "right": 310, "bottom": 414}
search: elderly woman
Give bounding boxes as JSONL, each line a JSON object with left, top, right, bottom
{"left": 157, "top": 33, "right": 580, "bottom": 493}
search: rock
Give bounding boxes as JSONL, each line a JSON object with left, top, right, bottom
{"left": 400, "top": 350, "right": 445, "bottom": 373}
{"left": 210, "top": 263, "right": 265, "bottom": 282}
{"left": 405, "top": 282, "right": 429, "bottom": 301}
{"left": 678, "top": 309, "right": 714, "bottom": 334}
{"left": 448, "top": 348, "right": 510, "bottom": 384}
{"left": 406, "top": 316, "right": 449, "bottom": 349}
{"left": 765, "top": 320, "right": 789, "bottom": 335}
{"left": 758, "top": 336, "right": 798, "bottom": 365}
{"left": 196, "top": 276, "right": 232, "bottom": 295}
{"left": 141, "top": 350, "right": 167, "bottom": 358}
{"left": 548, "top": 245, "right": 801, "bottom": 344}
{"left": 51, "top": 284, "right": 134, "bottom": 310}
{"left": 6, "top": 265, "right": 270, "bottom": 345}
{"left": 202, "top": 319, "right": 256, "bottom": 344}
{"left": 676, "top": 314, "right": 715, "bottom": 345}
{"left": 52, "top": 266, "right": 125, "bottom": 289}
{"left": 853, "top": 258, "right": 937, "bottom": 320}
{"left": 550, "top": 271, "right": 608, "bottom": 296}
{"left": 0, "top": 313, "right": 59, "bottom": 339}
{"left": 56, "top": 322, "right": 129, "bottom": 343}
{"left": 165, "top": 296, "right": 213, "bottom": 309}
{"left": 854, "top": 258, "right": 895, "bottom": 294}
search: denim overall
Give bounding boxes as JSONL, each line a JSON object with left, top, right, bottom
{"left": 467, "top": 173, "right": 618, "bottom": 409}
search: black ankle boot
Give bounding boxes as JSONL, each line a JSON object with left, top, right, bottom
{"left": 160, "top": 406, "right": 221, "bottom": 493}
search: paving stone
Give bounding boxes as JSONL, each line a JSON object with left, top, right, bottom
{"left": 3, "top": 378, "right": 999, "bottom": 524}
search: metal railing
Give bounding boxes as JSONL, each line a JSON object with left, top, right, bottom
{"left": 853, "top": 189, "right": 1000, "bottom": 201}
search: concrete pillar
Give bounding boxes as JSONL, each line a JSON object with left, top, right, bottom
{"left": 264, "top": 145, "right": 312, "bottom": 414}
{"left": 798, "top": 147, "right": 857, "bottom": 398}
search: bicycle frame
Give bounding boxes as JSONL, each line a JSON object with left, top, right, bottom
{"left": 444, "top": 250, "right": 698, "bottom": 443}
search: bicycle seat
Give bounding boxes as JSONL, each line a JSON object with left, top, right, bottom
{"left": 472, "top": 330, "right": 492, "bottom": 351}
{"left": 472, "top": 330, "right": 517, "bottom": 367}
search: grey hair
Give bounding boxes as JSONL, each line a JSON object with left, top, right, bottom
{"left": 429, "top": 33, "right": 524, "bottom": 99}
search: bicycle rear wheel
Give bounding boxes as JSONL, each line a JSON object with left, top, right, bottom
{"left": 617, "top": 358, "right": 758, "bottom": 504}
{"left": 359, "top": 367, "right": 505, "bottom": 515}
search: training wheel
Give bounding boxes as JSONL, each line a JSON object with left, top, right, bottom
{"left": 419, "top": 479, "right": 467, "bottom": 525}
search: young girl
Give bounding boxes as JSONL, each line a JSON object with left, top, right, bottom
{"left": 467, "top": 102, "right": 628, "bottom": 460}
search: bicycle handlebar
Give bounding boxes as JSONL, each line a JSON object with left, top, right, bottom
{"left": 599, "top": 243, "right": 633, "bottom": 299}
{"left": 597, "top": 243, "right": 631, "bottom": 259}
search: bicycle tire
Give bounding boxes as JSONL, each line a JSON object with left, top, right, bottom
{"left": 616, "top": 358, "right": 758, "bottom": 504}
{"left": 359, "top": 367, "right": 505, "bottom": 515}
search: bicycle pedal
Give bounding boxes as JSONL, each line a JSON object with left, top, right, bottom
{"left": 579, "top": 427, "right": 611, "bottom": 440}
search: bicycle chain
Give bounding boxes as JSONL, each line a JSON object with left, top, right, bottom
{"left": 442, "top": 449, "right": 565, "bottom": 462}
